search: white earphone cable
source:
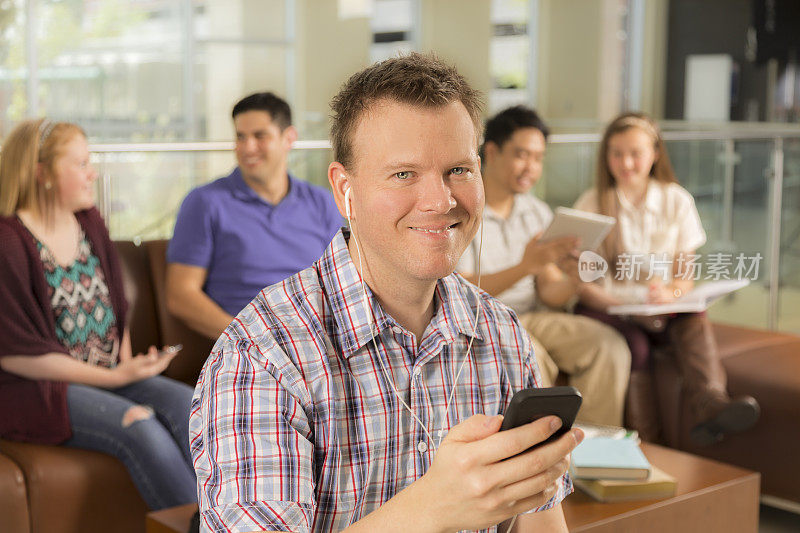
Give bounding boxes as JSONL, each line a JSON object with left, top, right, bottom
{"left": 346, "top": 190, "right": 521, "bottom": 529}
{"left": 351, "top": 221, "right": 437, "bottom": 446}
{"left": 348, "top": 200, "right": 484, "bottom": 454}
{"left": 435, "top": 219, "right": 483, "bottom": 450}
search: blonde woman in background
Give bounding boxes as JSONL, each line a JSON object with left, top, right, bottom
{"left": 573, "top": 112, "right": 760, "bottom": 446}
{"left": 0, "top": 119, "right": 196, "bottom": 510}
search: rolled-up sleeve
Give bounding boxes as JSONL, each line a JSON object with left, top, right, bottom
{"left": 168, "top": 190, "right": 215, "bottom": 269}
{"left": 190, "top": 332, "right": 316, "bottom": 532}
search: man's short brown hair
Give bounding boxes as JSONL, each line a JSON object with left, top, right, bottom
{"left": 330, "top": 52, "right": 484, "bottom": 169}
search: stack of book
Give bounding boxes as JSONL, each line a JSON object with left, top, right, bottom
{"left": 570, "top": 424, "right": 677, "bottom": 503}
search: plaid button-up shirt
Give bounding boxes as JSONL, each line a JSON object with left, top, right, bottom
{"left": 190, "top": 230, "right": 572, "bottom": 532}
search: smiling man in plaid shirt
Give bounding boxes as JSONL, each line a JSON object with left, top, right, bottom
{"left": 190, "top": 53, "right": 584, "bottom": 533}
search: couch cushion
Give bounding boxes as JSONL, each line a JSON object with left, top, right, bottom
{"left": 712, "top": 323, "right": 798, "bottom": 359}
{"left": 144, "top": 240, "right": 215, "bottom": 386}
{"left": 678, "top": 332, "right": 800, "bottom": 504}
{"left": 0, "top": 439, "right": 148, "bottom": 533}
{"left": 115, "top": 241, "right": 160, "bottom": 355}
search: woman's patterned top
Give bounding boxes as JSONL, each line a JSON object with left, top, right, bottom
{"left": 36, "top": 231, "right": 119, "bottom": 367}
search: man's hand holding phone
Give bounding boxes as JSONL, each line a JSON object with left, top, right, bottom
{"left": 397, "top": 406, "right": 583, "bottom": 531}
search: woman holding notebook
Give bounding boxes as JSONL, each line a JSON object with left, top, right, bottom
{"left": 572, "top": 112, "right": 759, "bottom": 446}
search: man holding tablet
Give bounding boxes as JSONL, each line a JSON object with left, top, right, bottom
{"left": 458, "top": 106, "right": 631, "bottom": 427}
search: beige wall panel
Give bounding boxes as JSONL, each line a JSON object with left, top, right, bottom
{"left": 597, "top": 0, "right": 623, "bottom": 122}
{"left": 205, "top": 1, "right": 243, "bottom": 144}
{"left": 535, "top": 0, "right": 552, "bottom": 115}
{"left": 296, "top": 0, "right": 371, "bottom": 137}
{"left": 419, "top": 0, "right": 492, "bottom": 115}
{"left": 541, "top": 0, "right": 602, "bottom": 120}
{"left": 640, "top": 0, "right": 668, "bottom": 118}
{"left": 242, "top": 0, "right": 287, "bottom": 40}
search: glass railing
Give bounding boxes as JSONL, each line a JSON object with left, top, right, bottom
{"left": 88, "top": 126, "right": 800, "bottom": 335}
{"left": 90, "top": 140, "right": 332, "bottom": 241}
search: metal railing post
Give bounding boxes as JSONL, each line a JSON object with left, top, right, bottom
{"left": 25, "top": 0, "right": 38, "bottom": 118}
{"left": 527, "top": 0, "right": 541, "bottom": 106}
{"left": 767, "top": 137, "right": 784, "bottom": 330}
{"left": 721, "top": 139, "right": 737, "bottom": 247}
{"left": 100, "top": 170, "right": 112, "bottom": 224}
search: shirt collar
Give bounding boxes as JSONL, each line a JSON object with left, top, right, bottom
{"left": 483, "top": 194, "right": 522, "bottom": 222}
{"left": 616, "top": 181, "right": 661, "bottom": 215}
{"left": 484, "top": 194, "right": 536, "bottom": 224}
{"left": 432, "top": 273, "right": 485, "bottom": 344}
{"left": 320, "top": 230, "right": 484, "bottom": 359}
{"left": 483, "top": 203, "right": 504, "bottom": 222}
{"left": 230, "top": 167, "right": 297, "bottom": 206}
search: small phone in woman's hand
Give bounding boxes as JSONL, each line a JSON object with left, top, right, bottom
{"left": 158, "top": 344, "right": 183, "bottom": 357}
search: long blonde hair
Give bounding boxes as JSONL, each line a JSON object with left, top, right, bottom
{"left": 595, "top": 112, "right": 678, "bottom": 268}
{"left": 0, "top": 119, "right": 86, "bottom": 224}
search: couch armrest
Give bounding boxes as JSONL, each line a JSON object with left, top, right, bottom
{"left": 0, "top": 447, "right": 30, "bottom": 533}
{"left": 0, "top": 439, "right": 147, "bottom": 533}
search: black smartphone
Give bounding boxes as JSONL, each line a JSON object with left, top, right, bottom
{"left": 500, "top": 386, "right": 582, "bottom": 447}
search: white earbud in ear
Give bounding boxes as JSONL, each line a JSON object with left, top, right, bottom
{"left": 344, "top": 185, "right": 352, "bottom": 220}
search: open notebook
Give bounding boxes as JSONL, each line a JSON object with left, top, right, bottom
{"left": 607, "top": 279, "right": 750, "bottom": 317}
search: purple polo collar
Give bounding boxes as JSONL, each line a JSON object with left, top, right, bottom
{"left": 229, "top": 167, "right": 298, "bottom": 207}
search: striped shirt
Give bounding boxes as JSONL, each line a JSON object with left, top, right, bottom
{"left": 190, "top": 229, "right": 572, "bottom": 533}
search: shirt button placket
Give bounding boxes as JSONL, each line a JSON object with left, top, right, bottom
{"left": 410, "top": 365, "right": 431, "bottom": 472}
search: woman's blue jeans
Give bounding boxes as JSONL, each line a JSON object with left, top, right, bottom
{"left": 64, "top": 375, "right": 197, "bottom": 510}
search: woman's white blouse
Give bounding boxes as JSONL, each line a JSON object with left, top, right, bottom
{"left": 574, "top": 181, "right": 706, "bottom": 302}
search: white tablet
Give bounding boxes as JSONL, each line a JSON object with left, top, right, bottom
{"left": 540, "top": 206, "right": 616, "bottom": 251}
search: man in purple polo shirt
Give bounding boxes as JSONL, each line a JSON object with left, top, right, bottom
{"left": 166, "top": 92, "right": 341, "bottom": 339}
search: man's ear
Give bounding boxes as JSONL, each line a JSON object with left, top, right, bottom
{"left": 483, "top": 141, "right": 499, "bottom": 163}
{"left": 328, "top": 161, "right": 351, "bottom": 219}
{"left": 283, "top": 125, "right": 298, "bottom": 149}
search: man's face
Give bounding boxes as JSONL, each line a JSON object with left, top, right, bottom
{"left": 486, "top": 127, "right": 546, "bottom": 195}
{"left": 346, "top": 99, "right": 484, "bottom": 285}
{"left": 233, "top": 110, "right": 293, "bottom": 185}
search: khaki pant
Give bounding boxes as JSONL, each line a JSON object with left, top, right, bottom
{"left": 519, "top": 311, "right": 631, "bottom": 427}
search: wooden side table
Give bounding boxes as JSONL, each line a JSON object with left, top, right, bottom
{"left": 148, "top": 443, "right": 760, "bottom": 532}
{"left": 563, "top": 442, "right": 760, "bottom": 532}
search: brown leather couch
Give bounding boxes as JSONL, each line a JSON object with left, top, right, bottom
{"left": 0, "top": 451, "right": 29, "bottom": 533}
{"left": 654, "top": 323, "right": 800, "bottom": 505}
{"left": 0, "top": 240, "right": 212, "bottom": 533}
{"left": 1, "top": 239, "right": 799, "bottom": 532}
